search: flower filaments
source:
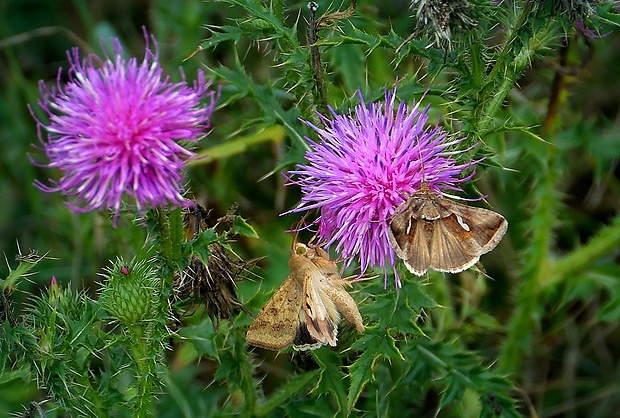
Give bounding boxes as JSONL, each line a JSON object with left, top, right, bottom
{"left": 287, "top": 89, "right": 476, "bottom": 287}
{"left": 31, "top": 32, "right": 217, "bottom": 221}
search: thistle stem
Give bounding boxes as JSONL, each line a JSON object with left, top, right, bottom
{"left": 128, "top": 324, "right": 156, "bottom": 418}
{"left": 156, "top": 207, "right": 184, "bottom": 277}
{"left": 499, "top": 159, "right": 558, "bottom": 374}
{"left": 540, "top": 213, "right": 620, "bottom": 291}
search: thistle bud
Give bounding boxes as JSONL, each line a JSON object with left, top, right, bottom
{"left": 100, "top": 259, "right": 160, "bottom": 325}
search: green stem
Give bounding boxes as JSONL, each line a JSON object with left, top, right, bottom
{"left": 540, "top": 213, "right": 620, "bottom": 291}
{"left": 476, "top": 46, "right": 534, "bottom": 135}
{"left": 498, "top": 49, "right": 563, "bottom": 372}
{"left": 497, "top": 132, "right": 620, "bottom": 376}
{"left": 468, "top": 37, "right": 484, "bottom": 90}
{"left": 238, "top": 341, "right": 257, "bottom": 416}
{"left": 499, "top": 151, "right": 558, "bottom": 374}
{"left": 157, "top": 207, "right": 184, "bottom": 276}
{"left": 129, "top": 324, "right": 156, "bottom": 418}
{"left": 471, "top": 5, "right": 556, "bottom": 136}
{"left": 158, "top": 209, "right": 173, "bottom": 260}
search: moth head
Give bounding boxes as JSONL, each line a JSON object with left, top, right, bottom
{"left": 295, "top": 242, "right": 331, "bottom": 262}
{"left": 295, "top": 243, "right": 309, "bottom": 256}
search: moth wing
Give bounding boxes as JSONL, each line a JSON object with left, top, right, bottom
{"left": 303, "top": 269, "right": 339, "bottom": 346}
{"left": 325, "top": 279, "right": 364, "bottom": 334}
{"left": 389, "top": 210, "right": 432, "bottom": 276}
{"left": 444, "top": 202, "right": 508, "bottom": 254}
{"left": 292, "top": 309, "right": 323, "bottom": 351}
{"left": 246, "top": 276, "right": 305, "bottom": 351}
{"left": 428, "top": 218, "right": 480, "bottom": 273}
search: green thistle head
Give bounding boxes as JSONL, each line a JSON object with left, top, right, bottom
{"left": 99, "top": 258, "right": 161, "bottom": 326}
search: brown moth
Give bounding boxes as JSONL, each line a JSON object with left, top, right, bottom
{"left": 388, "top": 181, "right": 508, "bottom": 276}
{"left": 246, "top": 241, "right": 364, "bottom": 351}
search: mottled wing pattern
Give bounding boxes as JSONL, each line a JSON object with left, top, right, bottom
{"left": 246, "top": 276, "right": 306, "bottom": 350}
{"left": 439, "top": 201, "right": 508, "bottom": 254}
{"left": 429, "top": 215, "right": 481, "bottom": 273}
{"left": 302, "top": 244, "right": 365, "bottom": 346}
{"left": 247, "top": 242, "right": 365, "bottom": 351}
{"left": 389, "top": 188, "right": 508, "bottom": 275}
{"left": 303, "top": 260, "right": 340, "bottom": 346}
{"left": 388, "top": 207, "right": 432, "bottom": 276}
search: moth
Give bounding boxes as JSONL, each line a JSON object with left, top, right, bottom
{"left": 246, "top": 241, "right": 364, "bottom": 351}
{"left": 388, "top": 181, "right": 508, "bottom": 276}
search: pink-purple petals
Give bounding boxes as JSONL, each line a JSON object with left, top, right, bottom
{"left": 31, "top": 32, "right": 217, "bottom": 222}
{"left": 287, "top": 89, "right": 476, "bottom": 288}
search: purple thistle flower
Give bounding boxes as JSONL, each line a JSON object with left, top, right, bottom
{"left": 30, "top": 31, "right": 217, "bottom": 221}
{"left": 287, "top": 89, "right": 476, "bottom": 288}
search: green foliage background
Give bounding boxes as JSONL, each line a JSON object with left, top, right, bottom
{"left": 1, "top": 0, "right": 620, "bottom": 417}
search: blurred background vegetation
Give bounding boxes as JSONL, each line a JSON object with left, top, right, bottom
{"left": 1, "top": 0, "right": 620, "bottom": 417}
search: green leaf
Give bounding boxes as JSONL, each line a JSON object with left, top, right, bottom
{"left": 178, "top": 317, "right": 219, "bottom": 360}
{"left": 347, "top": 327, "right": 403, "bottom": 414}
{"left": 408, "top": 339, "right": 520, "bottom": 416}
{"left": 232, "top": 217, "right": 259, "bottom": 239}
{"left": 329, "top": 43, "right": 365, "bottom": 95}
{"left": 254, "top": 370, "right": 320, "bottom": 417}
{"left": 201, "top": 25, "right": 245, "bottom": 49}
{"left": 187, "top": 228, "right": 220, "bottom": 266}
{"left": 210, "top": 63, "right": 307, "bottom": 148}
{"left": 189, "top": 125, "right": 287, "bottom": 166}
{"left": 312, "top": 349, "right": 348, "bottom": 416}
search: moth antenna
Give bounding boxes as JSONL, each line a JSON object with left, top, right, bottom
{"left": 308, "top": 233, "right": 317, "bottom": 247}
{"left": 412, "top": 94, "right": 431, "bottom": 189}
{"left": 290, "top": 212, "right": 311, "bottom": 251}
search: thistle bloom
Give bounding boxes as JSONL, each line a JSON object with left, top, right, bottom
{"left": 31, "top": 32, "right": 216, "bottom": 221}
{"left": 287, "top": 89, "right": 475, "bottom": 288}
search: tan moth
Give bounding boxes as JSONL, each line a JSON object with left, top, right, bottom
{"left": 246, "top": 240, "right": 364, "bottom": 351}
{"left": 388, "top": 181, "right": 508, "bottom": 276}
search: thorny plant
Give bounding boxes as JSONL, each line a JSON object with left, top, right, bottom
{"left": 2, "top": 0, "right": 620, "bottom": 417}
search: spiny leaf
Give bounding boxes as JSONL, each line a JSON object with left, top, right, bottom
{"left": 232, "top": 217, "right": 259, "bottom": 239}
{"left": 347, "top": 327, "right": 404, "bottom": 414}
{"left": 178, "top": 316, "right": 220, "bottom": 360}
{"left": 210, "top": 63, "right": 307, "bottom": 147}
{"left": 312, "top": 349, "right": 348, "bottom": 416}
{"left": 408, "top": 339, "right": 520, "bottom": 416}
{"left": 254, "top": 370, "right": 320, "bottom": 417}
{"left": 201, "top": 25, "right": 245, "bottom": 49}
{"left": 186, "top": 228, "right": 220, "bottom": 266}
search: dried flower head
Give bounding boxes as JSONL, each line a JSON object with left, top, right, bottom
{"left": 538, "top": 0, "right": 599, "bottom": 21}
{"left": 174, "top": 250, "right": 249, "bottom": 323}
{"left": 31, "top": 31, "right": 217, "bottom": 221}
{"left": 287, "top": 89, "right": 476, "bottom": 287}
{"left": 409, "top": 0, "right": 476, "bottom": 48}
{"left": 173, "top": 203, "right": 250, "bottom": 323}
